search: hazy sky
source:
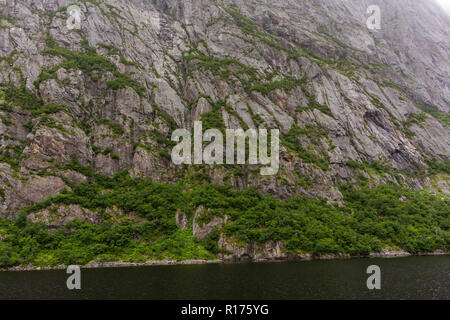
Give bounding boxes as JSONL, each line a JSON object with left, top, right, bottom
{"left": 435, "top": 0, "right": 450, "bottom": 14}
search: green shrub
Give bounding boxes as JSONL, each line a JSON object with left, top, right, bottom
{"left": 426, "top": 159, "right": 450, "bottom": 175}
{"left": 40, "top": 42, "right": 146, "bottom": 97}
{"left": 282, "top": 126, "right": 329, "bottom": 170}
{"left": 0, "top": 170, "right": 447, "bottom": 268}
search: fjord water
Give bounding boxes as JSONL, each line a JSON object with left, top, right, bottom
{"left": 0, "top": 256, "right": 448, "bottom": 300}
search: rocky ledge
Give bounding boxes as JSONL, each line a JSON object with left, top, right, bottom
{"left": 2, "top": 251, "right": 449, "bottom": 272}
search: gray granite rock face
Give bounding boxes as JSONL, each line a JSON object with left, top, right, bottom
{"left": 0, "top": 0, "right": 448, "bottom": 218}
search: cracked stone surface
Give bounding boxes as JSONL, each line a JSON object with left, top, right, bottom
{"left": 0, "top": 0, "right": 448, "bottom": 218}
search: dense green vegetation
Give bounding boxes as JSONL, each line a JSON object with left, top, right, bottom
{"left": 0, "top": 83, "right": 43, "bottom": 112}
{"left": 283, "top": 126, "right": 330, "bottom": 171}
{"left": 0, "top": 168, "right": 448, "bottom": 268}
{"left": 0, "top": 220, "right": 214, "bottom": 267}
{"left": 37, "top": 38, "right": 146, "bottom": 96}
{"left": 416, "top": 103, "right": 450, "bottom": 128}
{"left": 346, "top": 160, "right": 391, "bottom": 174}
{"left": 426, "top": 159, "right": 450, "bottom": 175}
{"left": 248, "top": 77, "right": 306, "bottom": 95}
{"left": 0, "top": 3, "right": 449, "bottom": 270}
{"left": 200, "top": 99, "right": 226, "bottom": 131}
{"left": 0, "top": 143, "right": 27, "bottom": 171}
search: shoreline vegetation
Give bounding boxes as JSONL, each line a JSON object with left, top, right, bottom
{"left": 1, "top": 250, "right": 448, "bottom": 272}
{"left": 1, "top": 170, "right": 448, "bottom": 271}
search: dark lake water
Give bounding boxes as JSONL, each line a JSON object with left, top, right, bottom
{"left": 0, "top": 256, "right": 448, "bottom": 300}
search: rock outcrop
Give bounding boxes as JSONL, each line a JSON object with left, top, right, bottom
{"left": 0, "top": 0, "right": 448, "bottom": 223}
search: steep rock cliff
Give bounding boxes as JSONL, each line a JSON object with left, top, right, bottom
{"left": 0, "top": 0, "right": 448, "bottom": 219}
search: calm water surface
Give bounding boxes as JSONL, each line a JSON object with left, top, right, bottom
{"left": 0, "top": 256, "right": 448, "bottom": 300}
